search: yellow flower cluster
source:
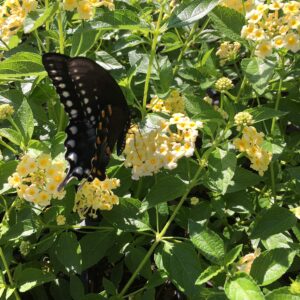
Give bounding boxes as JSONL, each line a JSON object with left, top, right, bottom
{"left": 8, "top": 154, "right": 66, "bottom": 207}
{"left": 147, "top": 90, "right": 185, "bottom": 114}
{"left": 0, "top": 0, "right": 37, "bottom": 42}
{"left": 233, "top": 126, "right": 272, "bottom": 176}
{"left": 220, "top": 0, "right": 254, "bottom": 14}
{"left": 63, "top": 0, "right": 114, "bottom": 19}
{"left": 241, "top": 1, "right": 300, "bottom": 58}
{"left": 234, "top": 111, "right": 253, "bottom": 130}
{"left": 124, "top": 114, "right": 203, "bottom": 180}
{"left": 74, "top": 178, "right": 120, "bottom": 219}
{"left": 0, "top": 104, "right": 14, "bottom": 120}
{"left": 56, "top": 214, "right": 66, "bottom": 225}
{"left": 215, "top": 77, "right": 234, "bottom": 92}
{"left": 216, "top": 41, "right": 241, "bottom": 66}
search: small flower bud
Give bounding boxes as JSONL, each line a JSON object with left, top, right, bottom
{"left": 215, "top": 77, "right": 234, "bottom": 92}
{"left": 56, "top": 214, "right": 66, "bottom": 225}
{"left": 19, "top": 241, "right": 31, "bottom": 256}
{"left": 0, "top": 104, "right": 14, "bottom": 120}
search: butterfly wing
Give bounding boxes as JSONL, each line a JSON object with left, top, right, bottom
{"left": 42, "top": 53, "right": 130, "bottom": 188}
{"left": 42, "top": 54, "right": 98, "bottom": 188}
{"left": 67, "top": 57, "right": 131, "bottom": 180}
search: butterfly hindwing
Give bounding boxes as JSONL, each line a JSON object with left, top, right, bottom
{"left": 42, "top": 53, "right": 130, "bottom": 188}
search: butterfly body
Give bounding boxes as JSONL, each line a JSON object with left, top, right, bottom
{"left": 42, "top": 53, "right": 130, "bottom": 189}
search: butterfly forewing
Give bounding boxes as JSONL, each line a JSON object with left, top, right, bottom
{"left": 42, "top": 53, "right": 130, "bottom": 189}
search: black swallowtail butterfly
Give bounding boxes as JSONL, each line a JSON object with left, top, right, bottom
{"left": 42, "top": 53, "right": 130, "bottom": 190}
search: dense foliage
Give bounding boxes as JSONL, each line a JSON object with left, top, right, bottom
{"left": 0, "top": 0, "right": 300, "bottom": 299}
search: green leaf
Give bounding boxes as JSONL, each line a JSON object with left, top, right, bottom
{"left": 80, "top": 231, "right": 116, "bottom": 271}
{"left": 23, "top": 3, "right": 58, "bottom": 33}
{"left": 225, "top": 273, "right": 264, "bottom": 300}
{"left": 15, "top": 99, "right": 34, "bottom": 146}
{"left": 70, "top": 275, "right": 85, "bottom": 300}
{"left": 141, "top": 174, "right": 187, "bottom": 211}
{"left": 53, "top": 232, "right": 82, "bottom": 274}
{"left": 154, "top": 241, "right": 203, "bottom": 298}
{"left": 167, "top": 0, "right": 219, "bottom": 28}
{"left": 71, "top": 24, "right": 99, "bottom": 56}
{"left": 262, "top": 233, "right": 293, "bottom": 250}
{"left": 209, "top": 6, "right": 245, "bottom": 43}
{"left": 227, "top": 167, "right": 261, "bottom": 193}
{"left": 241, "top": 57, "right": 276, "bottom": 95}
{"left": 251, "top": 248, "right": 296, "bottom": 286}
{"left": 195, "top": 265, "right": 224, "bottom": 285}
{"left": 0, "top": 128, "right": 22, "bottom": 146}
{"left": 15, "top": 268, "right": 55, "bottom": 292}
{"left": 95, "top": 51, "right": 123, "bottom": 70}
{"left": 189, "top": 219, "right": 225, "bottom": 264}
{"left": 0, "top": 218, "right": 37, "bottom": 243}
{"left": 0, "top": 160, "right": 18, "bottom": 191}
{"left": 0, "top": 52, "right": 44, "bottom": 79}
{"left": 246, "top": 106, "right": 288, "bottom": 123}
{"left": 125, "top": 246, "right": 152, "bottom": 279}
{"left": 92, "top": 10, "right": 150, "bottom": 31}
{"left": 251, "top": 206, "right": 297, "bottom": 239}
{"left": 102, "top": 198, "right": 151, "bottom": 232}
{"left": 223, "top": 244, "right": 243, "bottom": 266}
{"left": 206, "top": 148, "right": 236, "bottom": 194}
{"left": 288, "top": 167, "right": 300, "bottom": 181}
{"left": 266, "top": 287, "right": 300, "bottom": 300}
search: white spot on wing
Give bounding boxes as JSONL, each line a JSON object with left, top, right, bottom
{"left": 66, "top": 139, "right": 76, "bottom": 148}
{"left": 83, "top": 98, "right": 89, "bottom": 104}
{"left": 70, "top": 109, "right": 78, "bottom": 117}
{"left": 81, "top": 90, "right": 86, "bottom": 95}
{"left": 62, "top": 91, "right": 70, "bottom": 97}
{"left": 87, "top": 107, "right": 92, "bottom": 114}
{"left": 59, "top": 83, "right": 66, "bottom": 89}
{"left": 74, "top": 166, "right": 83, "bottom": 175}
{"left": 78, "top": 83, "right": 83, "bottom": 87}
{"left": 66, "top": 100, "right": 73, "bottom": 107}
{"left": 69, "top": 125, "right": 78, "bottom": 135}
{"left": 55, "top": 76, "right": 62, "bottom": 81}
{"left": 68, "top": 152, "right": 78, "bottom": 163}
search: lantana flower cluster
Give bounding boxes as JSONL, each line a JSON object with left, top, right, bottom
{"left": 0, "top": 104, "right": 14, "bottom": 120}
{"left": 0, "top": 0, "right": 37, "bottom": 42}
{"left": 74, "top": 178, "right": 120, "bottom": 219}
{"left": 147, "top": 90, "right": 185, "bottom": 114}
{"left": 124, "top": 113, "right": 203, "bottom": 180}
{"left": 234, "top": 111, "right": 253, "bottom": 130}
{"left": 241, "top": 0, "right": 300, "bottom": 58}
{"left": 8, "top": 154, "right": 66, "bottom": 207}
{"left": 233, "top": 126, "right": 272, "bottom": 176}
{"left": 215, "top": 77, "right": 234, "bottom": 92}
{"left": 220, "top": 0, "right": 254, "bottom": 14}
{"left": 63, "top": 0, "right": 114, "bottom": 19}
{"left": 216, "top": 41, "right": 241, "bottom": 66}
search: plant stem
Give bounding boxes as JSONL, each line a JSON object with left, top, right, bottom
{"left": 0, "top": 138, "right": 17, "bottom": 154}
{"left": 118, "top": 164, "right": 205, "bottom": 298}
{"left": 0, "top": 247, "right": 21, "bottom": 300}
{"left": 45, "top": 0, "right": 50, "bottom": 52}
{"left": 173, "top": 18, "right": 209, "bottom": 77}
{"left": 270, "top": 77, "right": 283, "bottom": 135}
{"left": 57, "top": 4, "right": 64, "bottom": 54}
{"left": 235, "top": 76, "right": 246, "bottom": 103}
{"left": 142, "top": 1, "right": 166, "bottom": 118}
